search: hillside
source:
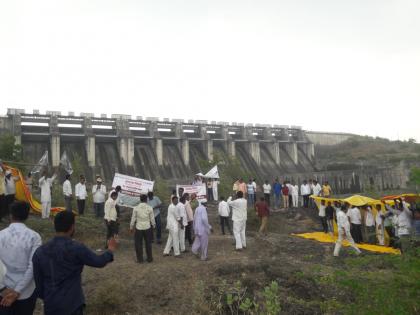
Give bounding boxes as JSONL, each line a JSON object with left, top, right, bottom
{"left": 315, "top": 136, "right": 420, "bottom": 171}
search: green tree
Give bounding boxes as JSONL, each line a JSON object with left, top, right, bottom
{"left": 409, "top": 167, "right": 420, "bottom": 191}
{"left": 0, "top": 133, "right": 22, "bottom": 162}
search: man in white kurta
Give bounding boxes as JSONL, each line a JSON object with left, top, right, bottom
{"left": 177, "top": 198, "right": 188, "bottom": 252}
{"left": 163, "top": 196, "right": 182, "bottom": 257}
{"left": 212, "top": 179, "right": 219, "bottom": 201}
{"left": 334, "top": 206, "right": 361, "bottom": 256}
{"left": 227, "top": 191, "right": 248, "bottom": 250}
{"left": 39, "top": 171, "right": 57, "bottom": 219}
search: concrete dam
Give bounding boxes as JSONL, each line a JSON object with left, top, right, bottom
{"left": 1, "top": 109, "right": 409, "bottom": 193}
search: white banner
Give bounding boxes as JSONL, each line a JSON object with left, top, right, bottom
{"left": 112, "top": 173, "right": 155, "bottom": 207}
{"left": 204, "top": 165, "right": 219, "bottom": 179}
{"left": 60, "top": 151, "right": 73, "bottom": 174}
{"left": 31, "top": 151, "right": 49, "bottom": 174}
{"left": 176, "top": 184, "right": 207, "bottom": 201}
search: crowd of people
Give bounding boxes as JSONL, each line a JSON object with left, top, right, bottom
{"left": 315, "top": 198, "right": 419, "bottom": 255}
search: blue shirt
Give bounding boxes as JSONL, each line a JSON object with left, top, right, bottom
{"left": 273, "top": 182, "right": 282, "bottom": 195}
{"left": 32, "top": 236, "right": 113, "bottom": 315}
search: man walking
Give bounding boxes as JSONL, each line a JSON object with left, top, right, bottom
{"left": 104, "top": 192, "right": 119, "bottom": 248}
{"left": 255, "top": 197, "right": 269, "bottom": 235}
{"left": 63, "top": 174, "right": 73, "bottom": 212}
{"left": 75, "top": 175, "right": 87, "bottom": 215}
{"left": 192, "top": 202, "right": 212, "bottom": 261}
{"left": 130, "top": 194, "right": 155, "bottom": 263}
{"left": 92, "top": 177, "right": 106, "bottom": 218}
{"left": 163, "top": 196, "right": 182, "bottom": 257}
{"left": 33, "top": 211, "right": 116, "bottom": 315}
{"left": 334, "top": 205, "right": 361, "bottom": 257}
{"left": 39, "top": 170, "right": 57, "bottom": 219}
{"left": 218, "top": 196, "right": 231, "bottom": 235}
{"left": 227, "top": 191, "right": 248, "bottom": 250}
{"left": 0, "top": 202, "right": 42, "bottom": 315}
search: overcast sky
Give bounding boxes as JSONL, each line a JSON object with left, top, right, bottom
{"left": 1, "top": 0, "right": 419, "bottom": 140}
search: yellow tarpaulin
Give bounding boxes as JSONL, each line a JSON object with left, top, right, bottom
{"left": 5, "top": 165, "right": 65, "bottom": 216}
{"left": 292, "top": 232, "right": 401, "bottom": 255}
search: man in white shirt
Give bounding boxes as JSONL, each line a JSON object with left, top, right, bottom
{"left": 318, "top": 200, "right": 328, "bottom": 233}
{"left": 4, "top": 170, "right": 19, "bottom": 218}
{"left": 300, "top": 180, "right": 311, "bottom": 208}
{"left": 218, "top": 196, "right": 231, "bottom": 235}
{"left": 147, "top": 191, "right": 163, "bottom": 244}
{"left": 92, "top": 177, "right": 106, "bottom": 218}
{"left": 130, "top": 194, "right": 156, "bottom": 263}
{"left": 178, "top": 196, "right": 189, "bottom": 252}
{"left": 163, "top": 196, "right": 182, "bottom": 257}
{"left": 291, "top": 182, "right": 299, "bottom": 208}
{"left": 212, "top": 179, "right": 219, "bottom": 201}
{"left": 347, "top": 205, "right": 363, "bottom": 243}
{"left": 394, "top": 198, "right": 413, "bottom": 253}
{"left": 62, "top": 174, "right": 73, "bottom": 212}
{"left": 39, "top": 170, "right": 57, "bottom": 219}
{"left": 227, "top": 191, "right": 248, "bottom": 250}
{"left": 364, "top": 206, "right": 376, "bottom": 244}
{"left": 246, "top": 179, "right": 255, "bottom": 207}
{"left": 312, "top": 180, "right": 322, "bottom": 198}
{"left": 0, "top": 201, "right": 42, "bottom": 314}
{"left": 375, "top": 204, "right": 385, "bottom": 246}
{"left": 262, "top": 180, "right": 271, "bottom": 206}
{"left": 75, "top": 175, "right": 87, "bottom": 215}
{"left": 334, "top": 205, "right": 361, "bottom": 257}
{"left": 104, "top": 192, "right": 118, "bottom": 249}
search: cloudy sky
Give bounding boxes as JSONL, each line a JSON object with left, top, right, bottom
{"left": 1, "top": 0, "right": 419, "bottom": 140}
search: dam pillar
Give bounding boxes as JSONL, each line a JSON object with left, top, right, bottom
{"left": 156, "top": 138, "right": 163, "bottom": 166}
{"left": 127, "top": 137, "right": 134, "bottom": 167}
{"left": 116, "top": 118, "right": 133, "bottom": 168}
{"left": 271, "top": 142, "right": 281, "bottom": 165}
{"left": 203, "top": 140, "right": 213, "bottom": 162}
{"left": 86, "top": 136, "right": 96, "bottom": 167}
{"left": 249, "top": 141, "right": 261, "bottom": 165}
{"left": 182, "top": 139, "right": 190, "bottom": 166}
{"left": 306, "top": 143, "right": 315, "bottom": 160}
{"left": 49, "top": 115, "right": 60, "bottom": 167}
{"left": 228, "top": 140, "right": 236, "bottom": 157}
{"left": 286, "top": 142, "right": 298, "bottom": 165}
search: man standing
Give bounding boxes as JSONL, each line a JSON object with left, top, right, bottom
{"left": 178, "top": 196, "right": 188, "bottom": 252}
{"left": 212, "top": 179, "right": 219, "bottom": 201}
{"left": 281, "top": 182, "right": 289, "bottom": 209}
{"left": 92, "top": 177, "right": 106, "bottom": 218}
{"left": 75, "top": 175, "right": 87, "bottom": 215}
{"left": 104, "top": 192, "right": 118, "bottom": 248}
{"left": 218, "top": 196, "right": 231, "bottom": 235}
{"left": 206, "top": 180, "right": 213, "bottom": 202}
{"left": 325, "top": 201, "right": 335, "bottom": 236}
{"left": 147, "top": 191, "right": 163, "bottom": 244}
{"left": 317, "top": 200, "right": 328, "bottom": 233}
{"left": 227, "top": 191, "right": 248, "bottom": 251}
{"left": 347, "top": 204, "right": 363, "bottom": 243}
{"left": 375, "top": 204, "right": 385, "bottom": 245}
{"left": 184, "top": 193, "right": 194, "bottom": 246}
{"left": 255, "top": 197, "right": 269, "bottom": 235}
{"left": 0, "top": 163, "right": 6, "bottom": 222}
{"left": 39, "top": 170, "right": 57, "bottom": 219}
{"left": 273, "top": 179, "right": 282, "bottom": 209}
{"left": 63, "top": 174, "right": 73, "bottom": 212}
{"left": 163, "top": 196, "right": 182, "bottom": 257}
{"left": 238, "top": 179, "right": 247, "bottom": 196}
{"left": 312, "top": 180, "right": 322, "bottom": 198}
{"left": 246, "top": 179, "right": 255, "bottom": 207}
{"left": 291, "top": 182, "right": 299, "bottom": 208}
{"left": 192, "top": 202, "right": 212, "bottom": 261}
{"left": 0, "top": 202, "right": 42, "bottom": 315}
{"left": 394, "top": 199, "right": 413, "bottom": 253}
{"left": 130, "top": 194, "right": 155, "bottom": 263}
{"left": 322, "top": 181, "right": 332, "bottom": 197}
{"left": 33, "top": 211, "right": 116, "bottom": 315}
{"left": 334, "top": 205, "right": 361, "bottom": 257}
{"left": 4, "top": 170, "right": 19, "bottom": 217}
{"left": 262, "top": 180, "right": 271, "bottom": 206}
{"left": 300, "top": 180, "right": 311, "bottom": 208}
{"left": 364, "top": 206, "right": 376, "bottom": 244}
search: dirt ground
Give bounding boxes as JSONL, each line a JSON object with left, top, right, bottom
{"left": 20, "top": 203, "right": 387, "bottom": 315}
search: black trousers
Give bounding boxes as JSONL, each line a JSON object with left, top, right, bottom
{"left": 319, "top": 216, "right": 328, "bottom": 233}
{"left": 4, "top": 194, "right": 15, "bottom": 218}
{"left": 220, "top": 216, "right": 231, "bottom": 235}
{"left": 0, "top": 291, "right": 37, "bottom": 315}
{"left": 185, "top": 221, "right": 193, "bottom": 245}
{"left": 351, "top": 223, "right": 363, "bottom": 243}
{"left": 77, "top": 199, "right": 85, "bottom": 215}
{"left": 0, "top": 194, "right": 6, "bottom": 220}
{"left": 105, "top": 221, "right": 118, "bottom": 246}
{"left": 134, "top": 228, "right": 153, "bottom": 262}
{"left": 264, "top": 193, "right": 270, "bottom": 206}
{"left": 207, "top": 188, "right": 214, "bottom": 201}
{"left": 303, "top": 195, "right": 310, "bottom": 208}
